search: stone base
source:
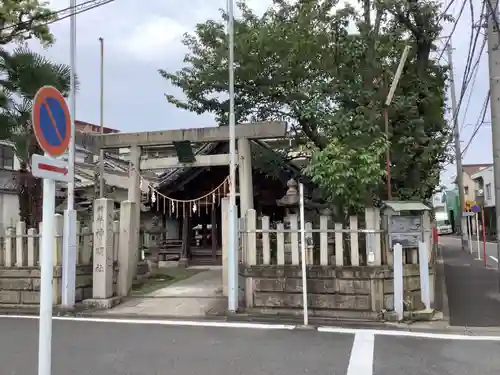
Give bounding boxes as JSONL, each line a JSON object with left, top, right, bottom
{"left": 83, "top": 296, "right": 122, "bottom": 310}
{"left": 158, "top": 260, "right": 179, "bottom": 268}
{"left": 178, "top": 258, "right": 189, "bottom": 268}
{"left": 383, "top": 308, "right": 438, "bottom": 322}
{"left": 239, "top": 264, "right": 435, "bottom": 321}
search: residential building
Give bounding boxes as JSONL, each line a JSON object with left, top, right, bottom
{"left": 459, "top": 163, "right": 492, "bottom": 202}
{"left": 0, "top": 121, "right": 121, "bottom": 233}
{"left": 471, "top": 165, "right": 494, "bottom": 207}
{"left": 471, "top": 165, "right": 496, "bottom": 235}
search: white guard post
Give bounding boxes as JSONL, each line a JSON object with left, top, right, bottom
{"left": 418, "top": 241, "right": 431, "bottom": 310}
{"left": 299, "top": 183, "right": 308, "bottom": 326}
{"left": 62, "top": 210, "right": 77, "bottom": 307}
{"left": 475, "top": 213, "right": 481, "bottom": 260}
{"left": 393, "top": 243, "right": 404, "bottom": 321}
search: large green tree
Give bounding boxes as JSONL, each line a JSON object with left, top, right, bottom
{"left": 0, "top": 0, "right": 55, "bottom": 46}
{"left": 160, "top": 0, "right": 451, "bottom": 215}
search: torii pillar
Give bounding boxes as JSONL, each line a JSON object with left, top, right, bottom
{"left": 237, "top": 137, "right": 254, "bottom": 218}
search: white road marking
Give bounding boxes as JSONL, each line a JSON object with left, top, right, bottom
{"left": 0, "top": 315, "right": 295, "bottom": 330}
{"left": 489, "top": 256, "right": 499, "bottom": 263}
{"left": 318, "top": 326, "right": 500, "bottom": 341}
{"left": 2, "top": 314, "right": 500, "bottom": 341}
{"left": 346, "top": 332, "right": 374, "bottom": 375}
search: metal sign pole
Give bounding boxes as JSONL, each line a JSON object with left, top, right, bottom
{"left": 38, "top": 160, "right": 56, "bottom": 375}
{"left": 31, "top": 85, "right": 72, "bottom": 375}
{"left": 482, "top": 207, "right": 487, "bottom": 267}
{"left": 299, "top": 183, "right": 308, "bottom": 326}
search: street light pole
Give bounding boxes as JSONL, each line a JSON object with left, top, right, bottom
{"left": 486, "top": 0, "right": 500, "bottom": 286}
{"left": 227, "top": 0, "right": 238, "bottom": 312}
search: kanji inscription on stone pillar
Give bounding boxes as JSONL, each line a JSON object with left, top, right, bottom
{"left": 92, "top": 198, "right": 114, "bottom": 299}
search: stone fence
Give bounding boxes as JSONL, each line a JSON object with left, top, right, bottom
{"left": 233, "top": 205, "right": 435, "bottom": 321}
{"left": 0, "top": 198, "right": 141, "bottom": 308}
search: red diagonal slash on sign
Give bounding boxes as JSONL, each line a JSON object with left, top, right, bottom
{"left": 38, "top": 163, "right": 68, "bottom": 175}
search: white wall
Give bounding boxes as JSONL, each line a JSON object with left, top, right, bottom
{"left": 0, "top": 191, "right": 20, "bottom": 234}
{"left": 472, "top": 166, "right": 495, "bottom": 207}
{"left": 431, "top": 193, "right": 445, "bottom": 208}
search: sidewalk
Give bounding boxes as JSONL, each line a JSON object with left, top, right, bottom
{"left": 98, "top": 268, "right": 227, "bottom": 318}
{"left": 440, "top": 237, "right": 500, "bottom": 327}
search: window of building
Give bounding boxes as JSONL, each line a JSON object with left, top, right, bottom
{"left": 0, "top": 145, "right": 14, "bottom": 169}
{"left": 464, "top": 186, "right": 469, "bottom": 196}
{"left": 486, "top": 183, "right": 492, "bottom": 199}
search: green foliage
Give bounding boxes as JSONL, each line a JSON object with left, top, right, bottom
{"left": 306, "top": 138, "right": 388, "bottom": 213}
{"left": 0, "top": 46, "right": 73, "bottom": 160}
{"left": 160, "top": 0, "right": 452, "bottom": 212}
{"left": 0, "top": 0, "right": 55, "bottom": 46}
{"left": 0, "top": 47, "right": 73, "bottom": 227}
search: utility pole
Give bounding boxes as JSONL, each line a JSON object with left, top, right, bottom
{"left": 227, "top": 0, "right": 238, "bottom": 313}
{"left": 486, "top": 0, "right": 500, "bottom": 284}
{"left": 447, "top": 43, "right": 467, "bottom": 250}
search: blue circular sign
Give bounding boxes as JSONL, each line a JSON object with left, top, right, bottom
{"left": 32, "top": 86, "right": 71, "bottom": 157}
{"left": 471, "top": 205, "right": 481, "bottom": 213}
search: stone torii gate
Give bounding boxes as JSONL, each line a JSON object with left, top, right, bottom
{"left": 78, "top": 121, "right": 286, "bottom": 296}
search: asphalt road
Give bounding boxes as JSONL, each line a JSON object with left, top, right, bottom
{"left": 440, "top": 235, "right": 500, "bottom": 268}
{"left": 1, "top": 317, "right": 500, "bottom": 375}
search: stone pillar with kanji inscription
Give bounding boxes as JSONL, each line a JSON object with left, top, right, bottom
{"left": 92, "top": 198, "right": 114, "bottom": 299}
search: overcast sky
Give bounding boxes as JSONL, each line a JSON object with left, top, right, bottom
{"left": 30, "top": 0, "right": 487, "bottom": 187}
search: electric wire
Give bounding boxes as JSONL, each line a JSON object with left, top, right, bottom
{"left": 439, "top": 0, "right": 457, "bottom": 21}
{"left": 461, "top": 92, "right": 490, "bottom": 157}
{"left": 459, "top": 57, "right": 482, "bottom": 131}
{"left": 455, "top": 33, "right": 487, "bottom": 132}
{"left": 437, "top": 0, "right": 468, "bottom": 62}
{"left": 0, "top": 0, "right": 115, "bottom": 40}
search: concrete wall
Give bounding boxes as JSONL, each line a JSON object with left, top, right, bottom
{"left": 238, "top": 264, "right": 433, "bottom": 321}
{"left": 0, "top": 265, "right": 93, "bottom": 306}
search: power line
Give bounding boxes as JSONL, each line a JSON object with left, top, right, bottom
{"left": 461, "top": 92, "right": 490, "bottom": 157}
{"left": 437, "top": 0, "right": 468, "bottom": 62}
{"left": 459, "top": 51, "right": 482, "bottom": 131}
{"left": 0, "top": 0, "right": 107, "bottom": 33}
{"left": 439, "top": 0, "right": 457, "bottom": 21}
{"left": 0, "top": 0, "right": 115, "bottom": 39}
{"left": 458, "top": 0, "right": 485, "bottom": 132}
{"left": 454, "top": 33, "right": 487, "bottom": 129}
{"left": 438, "top": 1, "right": 485, "bottom": 132}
